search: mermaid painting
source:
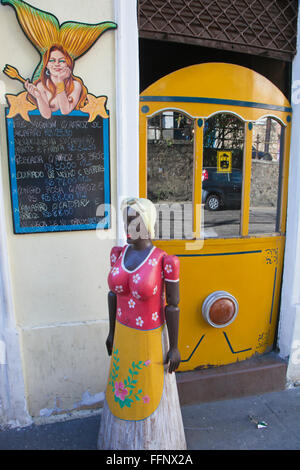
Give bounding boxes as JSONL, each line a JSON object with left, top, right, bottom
{"left": 24, "top": 44, "right": 88, "bottom": 119}
{"left": 2, "top": 0, "right": 117, "bottom": 121}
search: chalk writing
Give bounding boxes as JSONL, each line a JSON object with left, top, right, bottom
{"left": 7, "top": 112, "right": 110, "bottom": 233}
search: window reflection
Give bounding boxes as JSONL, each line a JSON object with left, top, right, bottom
{"left": 202, "top": 113, "right": 244, "bottom": 238}
{"left": 147, "top": 111, "right": 194, "bottom": 239}
{"left": 249, "top": 118, "right": 284, "bottom": 234}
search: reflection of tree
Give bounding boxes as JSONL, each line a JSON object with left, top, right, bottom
{"left": 174, "top": 113, "right": 194, "bottom": 140}
{"left": 264, "top": 117, "right": 272, "bottom": 153}
{"left": 203, "top": 114, "right": 244, "bottom": 169}
{"left": 204, "top": 114, "right": 244, "bottom": 149}
{"left": 252, "top": 118, "right": 282, "bottom": 161}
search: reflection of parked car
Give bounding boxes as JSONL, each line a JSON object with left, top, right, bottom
{"left": 202, "top": 167, "right": 242, "bottom": 211}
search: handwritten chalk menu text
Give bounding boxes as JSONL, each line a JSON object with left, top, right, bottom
{"left": 6, "top": 110, "right": 111, "bottom": 234}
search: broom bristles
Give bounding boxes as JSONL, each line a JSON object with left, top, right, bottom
{"left": 3, "top": 64, "right": 26, "bottom": 84}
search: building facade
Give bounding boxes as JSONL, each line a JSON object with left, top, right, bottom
{"left": 0, "top": 0, "right": 299, "bottom": 428}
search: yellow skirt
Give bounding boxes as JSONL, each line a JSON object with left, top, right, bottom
{"left": 106, "top": 321, "right": 165, "bottom": 421}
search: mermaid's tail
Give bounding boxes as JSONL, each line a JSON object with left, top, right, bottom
{"left": 1, "top": 0, "right": 60, "bottom": 53}
{"left": 60, "top": 21, "right": 117, "bottom": 61}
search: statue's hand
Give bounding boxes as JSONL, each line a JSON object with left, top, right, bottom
{"left": 165, "top": 347, "right": 181, "bottom": 373}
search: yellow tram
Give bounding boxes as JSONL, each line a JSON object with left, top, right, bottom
{"left": 139, "top": 63, "right": 291, "bottom": 371}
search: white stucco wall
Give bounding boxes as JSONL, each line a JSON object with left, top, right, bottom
{"left": 278, "top": 11, "right": 300, "bottom": 385}
{"left": 0, "top": 160, "right": 32, "bottom": 428}
{"left": 0, "top": 0, "right": 119, "bottom": 422}
{"left": 114, "top": 0, "right": 140, "bottom": 244}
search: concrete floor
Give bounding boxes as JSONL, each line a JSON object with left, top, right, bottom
{"left": 1, "top": 387, "right": 299, "bottom": 450}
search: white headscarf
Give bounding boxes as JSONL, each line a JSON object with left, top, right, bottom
{"left": 121, "top": 198, "right": 157, "bottom": 239}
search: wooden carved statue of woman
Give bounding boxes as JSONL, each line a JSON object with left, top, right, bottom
{"left": 98, "top": 198, "right": 187, "bottom": 450}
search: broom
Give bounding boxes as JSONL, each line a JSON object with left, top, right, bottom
{"left": 3, "top": 64, "right": 27, "bottom": 84}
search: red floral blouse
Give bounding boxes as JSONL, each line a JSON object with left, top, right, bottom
{"left": 108, "top": 245, "right": 179, "bottom": 331}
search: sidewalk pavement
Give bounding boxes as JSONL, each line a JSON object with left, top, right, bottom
{"left": 0, "top": 387, "right": 300, "bottom": 450}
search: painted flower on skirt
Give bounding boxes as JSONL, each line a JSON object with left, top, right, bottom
{"left": 136, "top": 316, "right": 144, "bottom": 327}
{"left": 110, "top": 253, "right": 117, "bottom": 264}
{"left": 128, "top": 298, "right": 136, "bottom": 309}
{"left": 153, "top": 285, "right": 158, "bottom": 295}
{"left": 114, "top": 382, "right": 128, "bottom": 401}
{"left": 115, "top": 285, "right": 123, "bottom": 293}
{"left": 117, "top": 308, "right": 122, "bottom": 317}
{"left": 164, "top": 264, "right": 173, "bottom": 274}
{"left": 109, "top": 349, "right": 152, "bottom": 410}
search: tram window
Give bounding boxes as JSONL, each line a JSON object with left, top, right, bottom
{"left": 147, "top": 111, "right": 194, "bottom": 239}
{"left": 249, "top": 118, "right": 284, "bottom": 235}
{"left": 202, "top": 113, "right": 244, "bottom": 238}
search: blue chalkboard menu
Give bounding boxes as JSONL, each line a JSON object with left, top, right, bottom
{"left": 6, "top": 110, "right": 111, "bottom": 234}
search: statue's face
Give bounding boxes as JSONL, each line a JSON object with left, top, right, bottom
{"left": 123, "top": 207, "right": 149, "bottom": 243}
{"left": 47, "top": 50, "right": 69, "bottom": 77}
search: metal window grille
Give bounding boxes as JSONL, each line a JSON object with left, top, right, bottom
{"left": 138, "top": 0, "right": 298, "bottom": 61}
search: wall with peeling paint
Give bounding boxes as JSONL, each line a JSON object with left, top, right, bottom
{"left": 21, "top": 322, "right": 109, "bottom": 416}
{"left": 0, "top": 0, "right": 118, "bottom": 421}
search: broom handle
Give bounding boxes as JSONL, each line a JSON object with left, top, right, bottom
{"left": 17, "top": 75, "right": 26, "bottom": 84}
{"left": 12, "top": 74, "right": 26, "bottom": 84}
{"left": 5, "top": 72, "right": 26, "bottom": 84}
